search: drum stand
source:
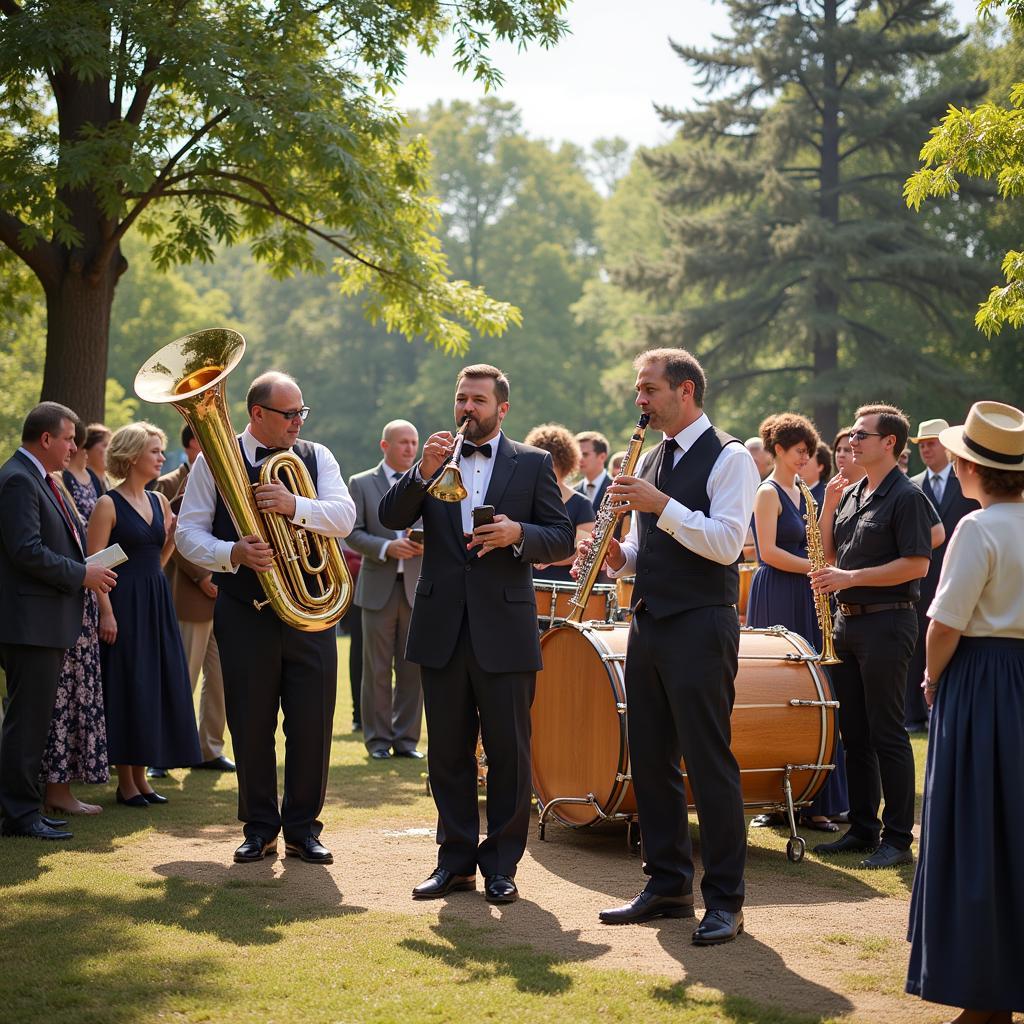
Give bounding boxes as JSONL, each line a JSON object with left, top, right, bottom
{"left": 536, "top": 794, "right": 641, "bottom": 853}
{"left": 755, "top": 761, "right": 837, "bottom": 863}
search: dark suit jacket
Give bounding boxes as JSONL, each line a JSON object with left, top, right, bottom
{"left": 575, "top": 472, "right": 610, "bottom": 511}
{"left": 910, "top": 468, "right": 980, "bottom": 605}
{"left": 0, "top": 451, "right": 87, "bottom": 649}
{"left": 379, "top": 435, "right": 575, "bottom": 673}
{"left": 347, "top": 461, "right": 420, "bottom": 611}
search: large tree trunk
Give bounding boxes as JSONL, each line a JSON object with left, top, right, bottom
{"left": 40, "top": 261, "right": 120, "bottom": 425}
{"left": 813, "top": 0, "right": 840, "bottom": 440}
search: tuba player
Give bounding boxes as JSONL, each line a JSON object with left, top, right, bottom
{"left": 176, "top": 371, "right": 355, "bottom": 865}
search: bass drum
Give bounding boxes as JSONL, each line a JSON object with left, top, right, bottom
{"left": 531, "top": 623, "right": 838, "bottom": 828}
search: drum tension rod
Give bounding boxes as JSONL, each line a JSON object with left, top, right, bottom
{"left": 788, "top": 698, "right": 840, "bottom": 708}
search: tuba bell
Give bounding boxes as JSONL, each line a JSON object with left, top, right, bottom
{"left": 134, "top": 328, "right": 353, "bottom": 632}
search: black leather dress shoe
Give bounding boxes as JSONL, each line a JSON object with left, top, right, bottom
{"left": 115, "top": 788, "right": 149, "bottom": 808}
{"left": 370, "top": 749, "right": 391, "bottom": 760}
{"left": 233, "top": 836, "right": 278, "bottom": 863}
{"left": 285, "top": 836, "right": 333, "bottom": 864}
{"left": 140, "top": 790, "right": 168, "bottom": 804}
{"left": 599, "top": 890, "right": 695, "bottom": 924}
{"left": 40, "top": 815, "right": 68, "bottom": 828}
{"left": 1, "top": 819, "right": 73, "bottom": 840}
{"left": 860, "top": 842, "right": 913, "bottom": 869}
{"left": 813, "top": 831, "right": 878, "bottom": 855}
{"left": 194, "top": 756, "right": 236, "bottom": 772}
{"left": 484, "top": 875, "right": 519, "bottom": 904}
{"left": 146, "top": 767, "right": 170, "bottom": 779}
{"left": 692, "top": 909, "right": 744, "bottom": 946}
{"left": 394, "top": 749, "right": 425, "bottom": 759}
{"left": 412, "top": 867, "right": 476, "bottom": 899}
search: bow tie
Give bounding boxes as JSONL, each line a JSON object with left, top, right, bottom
{"left": 255, "top": 445, "right": 286, "bottom": 462}
{"left": 462, "top": 442, "right": 492, "bottom": 459}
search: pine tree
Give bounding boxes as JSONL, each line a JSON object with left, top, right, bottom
{"left": 621, "top": 1, "right": 988, "bottom": 436}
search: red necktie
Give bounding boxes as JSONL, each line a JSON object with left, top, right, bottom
{"left": 46, "top": 476, "right": 83, "bottom": 551}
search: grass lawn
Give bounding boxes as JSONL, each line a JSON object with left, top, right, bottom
{"left": 0, "top": 638, "right": 952, "bottom": 1024}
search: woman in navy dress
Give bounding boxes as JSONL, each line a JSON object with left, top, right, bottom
{"left": 524, "top": 424, "right": 595, "bottom": 584}
{"left": 88, "top": 423, "right": 200, "bottom": 807}
{"left": 747, "top": 413, "right": 848, "bottom": 830}
{"left": 906, "top": 402, "right": 1024, "bottom": 1023}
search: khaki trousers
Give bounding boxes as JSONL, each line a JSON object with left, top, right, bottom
{"left": 178, "top": 619, "right": 227, "bottom": 761}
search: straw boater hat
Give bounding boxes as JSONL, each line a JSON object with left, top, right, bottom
{"left": 938, "top": 402, "right": 1024, "bottom": 471}
{"left": 909, "top": 418, "right": 949, "bottom": 444}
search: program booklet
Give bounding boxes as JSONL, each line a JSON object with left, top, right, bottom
{"left": 85, "top": 543, "right": 128, "bottom": 569}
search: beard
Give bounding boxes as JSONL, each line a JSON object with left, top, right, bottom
{"left": 463, "top": 410, "right": 500, "bottom": 442}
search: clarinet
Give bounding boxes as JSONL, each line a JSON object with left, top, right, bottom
{"left": 796, "top": 476, "right": 842, "bottom": 665}
{"left": 566, "top": 413, "right": 650, "bottom": 623}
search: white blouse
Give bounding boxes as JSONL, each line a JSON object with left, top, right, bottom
{"left": 928, "top": 503, "right": 1024, "bottom": 638}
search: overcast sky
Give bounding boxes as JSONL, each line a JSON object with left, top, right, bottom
{"left": 394, "top": 0, "right": 988, "bottom": 150}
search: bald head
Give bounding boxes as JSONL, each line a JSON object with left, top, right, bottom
{"left": 381, "top": 419, "right": 419, "bottom": 473}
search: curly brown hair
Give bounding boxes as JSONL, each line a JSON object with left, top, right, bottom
{"left": 759, "top": 413, "right": 819, "bottom": 457}
{"left": 524, "top": 423, "right": 581, "bottom": 479}
{"left": 965, "top": 460, "right": 1024, "bottom": 498}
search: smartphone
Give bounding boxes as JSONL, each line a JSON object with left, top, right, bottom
{"left": 408, "top": 528, "right": 424, "bottom": 544}
{"left": 472, "top": 505, "right": 495, "bottom": 529}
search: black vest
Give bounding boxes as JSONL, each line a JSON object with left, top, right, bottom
{"left": 633, "top": 425, "right": 741, "bottom": 618}
{"left": 211, "top": 438, "right": 319, "bottom": 605}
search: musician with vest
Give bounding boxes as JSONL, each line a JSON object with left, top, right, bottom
{"left": 594, "top": 349, "right": 759, "bottom": 945}
{"left": 176, "top": 372, "right": 356, "bottom": 865}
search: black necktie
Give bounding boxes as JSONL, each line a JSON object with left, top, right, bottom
{"left": 657, "top": 438, "right": 679, "bottom": 488}
{"left": 462, "top": 442, "right": 492, "bottom": 459}
{"left": 255, "top": 445, "right": 285, "bottom": 462}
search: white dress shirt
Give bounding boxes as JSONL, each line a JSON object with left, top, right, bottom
{"left": 928, "top": 461, "right": 952, "bottom": 505}
{"left": 584, "top": 470, "right": 609, "bottom": 504}
{"left": 176, "top": 427, "right": 356, "bottom": 574}
{"left": 612, "top": 413, "right": 760, "bottom": 576}
{"left": 379, "top": 465, "right": 409, "bottom": 569}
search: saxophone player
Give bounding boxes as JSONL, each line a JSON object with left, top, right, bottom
{"left": 586, "top": 348, "right": 759, "bottom": 945}
{"left": 176, "top": 371, "right": 356, "bottom": 866}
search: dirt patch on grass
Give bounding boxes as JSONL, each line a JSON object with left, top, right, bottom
{"left": 128, "top": 819, "right": 964, "bottom": 1024}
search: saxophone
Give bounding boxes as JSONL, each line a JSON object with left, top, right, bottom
{"left": 796, "top": 476, "right": 841, "bottom": 665}
{"left": 566, "top": 413, "right": 649, "bottom": 623}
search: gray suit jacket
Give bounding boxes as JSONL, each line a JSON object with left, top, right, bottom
{"left": 347, "top": 462, "right": 420, "bottom": 611}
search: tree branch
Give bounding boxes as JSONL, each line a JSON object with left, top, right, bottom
{"left": 0, "top": 208, "right": 59, "bottom": 287}
{"left": 718, "top": 364, "right": 814, "bottom": 388}
{"left": 122, "top": 50, "right": 164, "bottom": 127}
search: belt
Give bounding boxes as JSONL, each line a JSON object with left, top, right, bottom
{"left": 838, "top": 601, "right": 915, "bottom": 616}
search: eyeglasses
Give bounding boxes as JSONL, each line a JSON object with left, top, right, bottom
{"left": 258, "top": 404, "right": 310, "bottom": 422}
{"left": 848, "top": 430, "right": 886, "bottom": 442}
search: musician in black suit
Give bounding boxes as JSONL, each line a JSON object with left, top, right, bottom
{"left": 0, "top": 403, "right": 117, "bottom": 840}
{"left": 589, "top": 349, "right": 759, "bottom": 945}
{"left": 176, "top": 372, "right": 356, "bottom": 866}
{"left": 905, "top": 418, "right": 980, "bottom": 730}
{"left": 380, "top": 364, "right": 574, "bottom": 905}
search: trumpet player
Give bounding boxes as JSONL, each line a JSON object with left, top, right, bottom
{"left": 177, "top": 371, "right": 355, "bottom": 866}
{"left": 379, "top": 364, "right": 574, "bottom": 905}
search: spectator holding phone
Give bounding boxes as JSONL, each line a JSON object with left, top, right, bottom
{"left": 346, "top": 420, "right": 425, "bottom": 760}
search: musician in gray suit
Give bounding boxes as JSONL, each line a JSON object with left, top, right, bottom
{"left": 346, "top": 421, "right": 425, "bottom": 759}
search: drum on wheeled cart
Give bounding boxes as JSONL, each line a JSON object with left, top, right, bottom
{"left": 530, "top": 622, "right": 838, "bottom": 862}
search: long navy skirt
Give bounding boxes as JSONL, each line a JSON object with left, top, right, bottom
{"left": 906, "top": 636, "right": 1024, "bottom": 1010}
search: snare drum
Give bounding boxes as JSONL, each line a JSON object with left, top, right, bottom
{"left": 533, "top": 579, "right": 617, "bottom": 630}
{"left": 615, "top": 575, "right": 635, "bottom": 619}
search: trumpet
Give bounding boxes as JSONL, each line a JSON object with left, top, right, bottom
{"left": 426, "top": 417, "right": 470, "bottom": 503}
{"left": 134, "top": 328, "right": 353, "bottom": 632}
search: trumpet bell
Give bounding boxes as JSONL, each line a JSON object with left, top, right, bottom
{"left": 429, "top": 465, "right": 469, "bottom": 503}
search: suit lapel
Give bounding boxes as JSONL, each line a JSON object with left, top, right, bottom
{"left": 484, "top": 434, "right": 518, "bottom": 509}
{"left": 24, "top": 460, "right": 82, "bottom": 550}
{"left": 939, "top": 472, "right": 957, "bottom": 515}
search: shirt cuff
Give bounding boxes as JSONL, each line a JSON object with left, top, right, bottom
{"left": 656, "top": 497, "right": 688, "bottom": 537}
{"left": 216, "top": 541, "right": 238, "bottom": 574}
{"left": 379, "top": 538, "right": 392, "bottom": 562}
{"left": 291, "top": 495, "right": 312, "bottom": 527}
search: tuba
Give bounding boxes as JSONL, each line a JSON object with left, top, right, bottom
{"left": 134, "top": 328, "right": 352, "bottom": 632}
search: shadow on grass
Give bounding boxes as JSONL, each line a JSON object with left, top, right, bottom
{"left": 323, "top": 756, "right": 432, "bottom": 812}
{"left": 400, "top": 899, "right": 611, "bottom": 995}
{"left": 527, "top": 818, "right": 892, "bottom": 907}
{"left": 650, "top": 926, "right": 853, "bottom": 1022}
{"left": 0, "top": 888, "right": 225, "bottom": 1024}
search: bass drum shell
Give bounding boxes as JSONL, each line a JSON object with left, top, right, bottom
{"left": 531, "top": 623, "right": 838, "bottom": 828}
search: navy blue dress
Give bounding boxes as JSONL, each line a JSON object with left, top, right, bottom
{"left": 747, "top": 481, "right": 848, "bottom": 818}
{"left": 906, "top": 636, "right": 1024, "bottom": 1010}
{"left": 533, "top": 491, "right": 595, "bottom": 584}
{"left": 101, "top": 491, "right": 201, "bottom": 767}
